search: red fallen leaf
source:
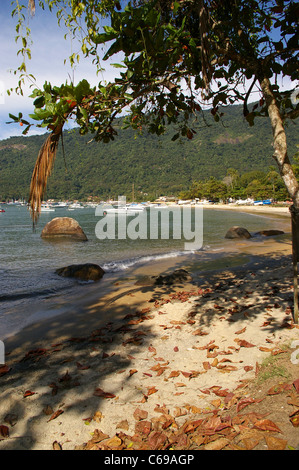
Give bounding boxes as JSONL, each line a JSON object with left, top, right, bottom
{"left": 214, "top": 388, "right": 230, "bottom": 397}
{"left": 93, "top": 388, "right": 116, "bottom": 399}
{"left": 147, "top": 386, "right": 158, "bottom": 396}
{"left": 235, "top": 327, "right": 246, "bottom": 335}
{"left": 135, "top": 420, "right": 152, "bottom": 436}
{"left": 148, "top": 346, "right": 156, "bottom": 354}
{"left": 148, "top": 431, "right": 168, "bottom": 450}
{"left": 253, "top": 419, "right": 282, "bottom": 433}
{"left": 236, "top": 397, "right": 262, "bottom": 412}
{"left": 181, "top": 371, "right": 192, "bottom": 378}
{"left": 47, "top": 410, "right": 64, "bottom": 422}
{"left": 202, "top": 415, "right": 222, "bottom": 432}
{"left": 133, "top": 408, "right": 148, "bottom": 421}
{"left": 293, "top": 378, "right": 299, "bottom": 393}
{"left": 0, "top": 365, "right": 11, "bottom": 377}
{"left": 235, "top": 338, "right": 255, "bottom": 348}
{"left": 168, "top": 370, "right": 180, "bottom": 378}
{"left": 203, "top": 362, "right": 211, "bottom": 370}
{"left": 129, "top": 369, "right": 138, "bottom": 376}
{"left": 200, "top": 388, "right": 211, "bottom": 395}
{"left": 23, "top": 390, "right": 36, "bottom": 398}
{"left": 0, "top": 425, "right": 9, "bottom": 438}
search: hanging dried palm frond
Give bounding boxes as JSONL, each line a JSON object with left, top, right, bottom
{"left": 28, "top": 125, "right": 63, "bottom": 225}
{"left": 199, "top": 0, "right": 213, "bottom": 90}
{"left": 28, "top": 0, "right": 35, "bottom": 16}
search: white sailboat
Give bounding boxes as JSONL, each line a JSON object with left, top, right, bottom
{"left": 40, "top": 204, "right": 55, "bottom": 212}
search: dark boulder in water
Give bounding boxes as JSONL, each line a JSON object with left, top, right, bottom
{"left": 255, "top": 230, "right": 285, "bottom": 237}
{"left": 41, "top": 217, "right": 88, "bottom": 241}
{"left": 56, "top": 263, "right": 105, "bottom": 282}
{"left": 225, "top": 226, "right": 252, "bottom": 240}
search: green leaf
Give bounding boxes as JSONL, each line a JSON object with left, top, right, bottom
{"left": 111, "top": 63, "right": 126, "bottom": 68}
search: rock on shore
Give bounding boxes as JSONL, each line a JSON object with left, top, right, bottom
{"left": 41, "top": 217, "right": 88, "bottom": 241}
{"left": 225, "top": 226, "right": 252, "bottom": 239}
{"left": 56, "top": 263, "right": 105, "bottom": 282}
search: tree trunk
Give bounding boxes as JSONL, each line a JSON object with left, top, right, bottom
{"left": 260, "top": 77, "right": 299, "bottom": 324}
{"left": 259, "top": 77, "right": 299, "bottom": 207}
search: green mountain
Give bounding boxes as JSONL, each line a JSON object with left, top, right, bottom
{"left": 0, "top": 103, "right": 298, "bottom": 201}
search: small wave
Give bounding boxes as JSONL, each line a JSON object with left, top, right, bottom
{"left": 102, "top": 250, "right": 196, "bottom": 273}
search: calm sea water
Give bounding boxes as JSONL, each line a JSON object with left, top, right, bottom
{"left": 0, "top": 204, "right": 287, "bottom": 339}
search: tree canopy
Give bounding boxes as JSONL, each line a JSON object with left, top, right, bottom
{"left": 9, "top": 0, "right": 299, "bottom": 220}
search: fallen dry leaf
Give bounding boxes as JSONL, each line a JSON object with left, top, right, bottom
{"left": 253, "top": 419, "right": 281, "bottom": 433}
{"left": 133, "top": 408, "right": 148, "bottom": 421}
{"left": 168, "top": 370, "right": 180, "bottom": 378}
{"left": 0, "top": 365, "right": 11, "bottom": 377}
{"left": 293, "top": 378, "right": 299, "bottom": 393}
{"left": 236, "top": 397, "right": 262, "bottom": 412}
{"left": 0, "top": 425, "right": 9, "bottom": 438}
{"left": 265, "top": 436, "right": 287, "bottom": 450}
{"left": 135, "top": 420, "right": 152, "bottom": 436}
{"left": 52, "top": 441, "right": 62, "bottom": 450}
{"left": 105, "top": 435, "right": 122, "bottom": 449}
{"left": 241, "top": 437, "right": 260, "bottom": 450}
{"left": 23, "top": 390, "right": 36, "bottom": 398}
{"left": 289, "top": 409, "right": 299, "bottom": 427}
{"left": 93, "top": 388, "right": 116, "bottom": 399}
{"left": 204, "top": 437, "right": 230, "bottom": 450}
{"left": 47, "top": 410, "right": 64, "bottom": 422}
{"left": 148, "top": 431, "right": 168, "bottom": 450}
{"left": 235, "top": 338, "right": 255, "bottom": 348}
{"left": 116, "top": 420, "right": 129, "bottom": 431}
{"left": 93, "top": 411, "right": 103, "bottom": 423}
{"left": 235, "top": 327, "right": 246, "bottom": 335}
{"left": 267, "top": 382, "right": 291, "bottom": 395}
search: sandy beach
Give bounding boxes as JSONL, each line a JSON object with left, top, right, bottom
{"left": 1, "top": 205, "right": 299, "bottom": 451}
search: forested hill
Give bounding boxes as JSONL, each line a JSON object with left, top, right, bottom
{"left": 0, "top": 103, "right": 298, "bottom": 201}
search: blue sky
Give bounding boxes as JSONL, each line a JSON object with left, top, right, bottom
{"left": 0, "top": 0, "right": 117, "bottom": 140}
{"left": 0, "top": 1, "right": 297, "bottom": 141}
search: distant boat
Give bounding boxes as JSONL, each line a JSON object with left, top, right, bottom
{"left": 0, "top": 209, "right": 5, "bottom": 213}
{"left": 53, "top": 202, "right": 68, "bottom": 208}
{"left": 40, "top": 204, "right": 55, "bottom": 212}
{"left": 254, "top": 199, "right": 271, "bottom": 206}
{"left": 68, "top": 203, "right": 85, "bottom": 209}
{"left": 102, "top": 204, "right": 146, "bottom": 215}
